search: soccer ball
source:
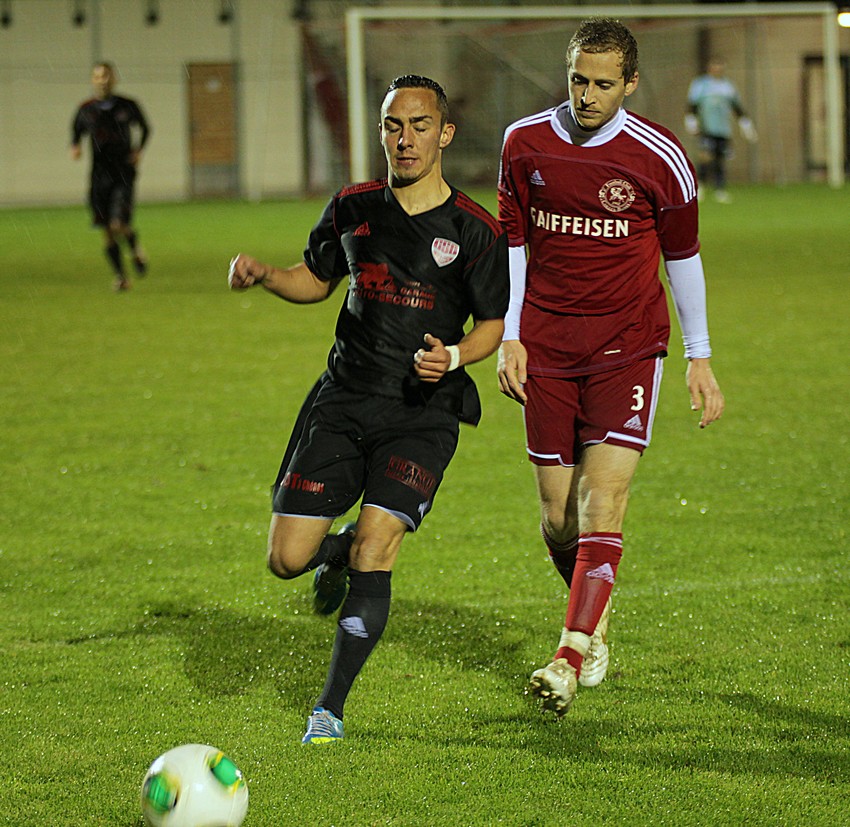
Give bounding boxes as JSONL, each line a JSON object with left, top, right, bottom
{"left": 140, "top": 743, "right": 249, "bottom": 827}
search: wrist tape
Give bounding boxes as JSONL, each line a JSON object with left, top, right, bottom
{"left": 446, "top": 345, "right": 460, "bottom": 371}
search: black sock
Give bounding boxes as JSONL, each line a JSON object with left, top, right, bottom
{"left": 105, "top": 242, "right": 123, "bottom": 276}
{"left": 302, "top": 530, "right": 353, "bottom": 574}
{"left": 317, "top": 569, "right": 391, "bottom": 720}
{"left": 126, "top": 231, "right": 140, "bottom": 255}
{"left": 541, "top": 524, "right": 578, "bottom": 587}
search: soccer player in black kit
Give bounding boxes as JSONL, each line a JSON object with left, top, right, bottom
{"left": 71, "top": 62, "right": 150, "bottom": 291}
{"left": 228, "top": 75, "right": 509, "bottom": 744}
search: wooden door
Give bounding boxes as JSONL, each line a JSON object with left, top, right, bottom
{"left": 187, "top": 63, "right": 238, "bottom": 197}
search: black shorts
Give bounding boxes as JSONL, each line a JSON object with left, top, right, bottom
{"left": 90, "top": 164, "right": 136, "bottom": 227}
{"left": 700, "top": 135, "right": 730, "bottom": 160}
{"left": 272, "top": 375, "right": 459, "bottom": 531}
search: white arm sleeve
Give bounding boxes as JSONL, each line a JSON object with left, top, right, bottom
{"left": 503, "top": 245, "right": 527, "bottom": 340}
{"left": 664, "top": 252, "right": 712, "bottom": 359}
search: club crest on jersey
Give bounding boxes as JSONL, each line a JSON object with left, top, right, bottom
{"left": 598, "top": 179, "right": 636, "bottom": 213}
{"left": 431, "top": 238, "right": 460, "bottom": 267}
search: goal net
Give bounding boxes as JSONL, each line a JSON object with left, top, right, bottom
{"left": 301, "top": 2, "right": 845, "bottom": 189}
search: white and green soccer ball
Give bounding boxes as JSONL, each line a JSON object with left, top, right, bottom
{"left": 141, "top": 743, "right": 249, "bottom": 827}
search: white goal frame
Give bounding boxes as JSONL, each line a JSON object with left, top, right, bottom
{"left": 345, "top": 2, "right": 844, "bottom": 187}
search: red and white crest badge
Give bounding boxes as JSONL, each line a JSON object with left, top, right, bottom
{"left": 598, "top": 179, "right": 636, "bottom": 213}
{"left": 431, "top": 237, "right": 460, "bottom": 267}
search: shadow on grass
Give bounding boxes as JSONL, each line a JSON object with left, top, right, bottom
{"left": 66, "top": 592, "right": 534, "bottom": 715}
{"left": 500, "top": 686, "right": 850, "bottom": 783}
{"left": 414, "top": 695, "right": 850, "bottom": 784}
{"left": 66, "top": 599, "right": 849, "bottom": 784}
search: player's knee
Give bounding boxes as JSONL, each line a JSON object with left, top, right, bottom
{"left": 541, "top": 512, "right": 575, "bottom": 545}
{"left": 539, "top": 494, "right": 577, "bottom": 539}
{"left": 266, "top": 543, "right": 302, "bottom": 580}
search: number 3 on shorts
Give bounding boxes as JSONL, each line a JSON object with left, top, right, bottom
{"left": 631, "top": 385, "right": 645, "bottom": 412}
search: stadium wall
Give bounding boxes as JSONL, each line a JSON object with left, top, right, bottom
{"left": 0, "top": 0, "right": 303, "bottom": 206}
{"left": 0, "top": 1, "right": 847, "bottom": 207}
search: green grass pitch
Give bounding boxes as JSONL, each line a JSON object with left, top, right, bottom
{"left": 1, "top": 184, "right": 848, "bottom": 825}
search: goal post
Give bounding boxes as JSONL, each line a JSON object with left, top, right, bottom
{"left": 344, "top": 2, "right": 845, "bottom": 188}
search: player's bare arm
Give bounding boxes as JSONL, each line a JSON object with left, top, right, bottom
{"left": 228, "top": 254, "right": 336, "bottom": 303}
{"left": 686, "top": 357, "right": 725, "bottom": 428}
{"left": 497, "top": 339, "right": 528, "bottom": 405}
{"left": 414, "top": 318, "right": 504, "bottom": 383}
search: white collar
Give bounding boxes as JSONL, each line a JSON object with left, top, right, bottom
{"left": 551, "top": 102, "right": 626, "bottom": 147}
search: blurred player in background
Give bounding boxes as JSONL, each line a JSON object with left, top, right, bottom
{"left": 685, "top": 58, "right": 757, "bottom": 203}
{"left": 497, "top": 18, "right": 724, "bottom": 718}
{"left": 228, "top": 75, "right": 508, "bottom": 744}
{"left": 70, "top": 62, "right": 150, "bottom": 291}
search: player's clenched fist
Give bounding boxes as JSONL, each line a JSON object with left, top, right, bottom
{"left": 414, "top": 333, "right": 453, "bottom": 383}
{"left": 228, "top": 253, "right": 267, "bottom": 290}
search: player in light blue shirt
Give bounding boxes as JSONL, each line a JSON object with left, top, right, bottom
{"left": 685, "top": 59, "right": 756, "bottom": 202}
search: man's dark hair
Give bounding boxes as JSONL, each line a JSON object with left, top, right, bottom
{"left": 384, "top": 75, "right": 449, "bottom": 125}
{"left": 567, "top": 18, "right": 639, "bottom": 83}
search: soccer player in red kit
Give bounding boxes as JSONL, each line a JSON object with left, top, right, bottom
{"left": 497, "top": 18, "right": 725, "bottom": 717}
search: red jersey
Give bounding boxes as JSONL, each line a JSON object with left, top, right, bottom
{"left": 498, "top": 103, "right": 699, "bottom": 377}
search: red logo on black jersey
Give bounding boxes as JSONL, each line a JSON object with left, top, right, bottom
{"left": 356, "top": 262, "right": 395, "bottom": 294}
{"left": 353, "top": 262, "right": 435, "bottom": 310}
{"left": 598, "top": 179, "right": 636, "bottom": 213}
{"left": 353, "top": 222, "right": 371, "bottom": 237}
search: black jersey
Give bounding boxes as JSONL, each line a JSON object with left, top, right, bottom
{"left": 72, "top": 95, "right": 150, "bottom": 168}
{"left": 304, "top": 179, "right": 509, "bottom": 423}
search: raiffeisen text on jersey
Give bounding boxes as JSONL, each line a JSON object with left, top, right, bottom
{"left": 530, "top": 207, "right": 629, "bottom": 238}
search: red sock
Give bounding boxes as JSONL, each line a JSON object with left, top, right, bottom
{"left": 554, "top": 533, "right": 622, "bottom": 671}
{"left": 559, "top": 645, "right": 585, "bottom": 675}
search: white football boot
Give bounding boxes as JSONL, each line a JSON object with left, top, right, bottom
{"left": 528, "top": 658, "right": 578, "bottom": 718}
{"left": 579, "top": 597, "right": 611, "bottom": 688}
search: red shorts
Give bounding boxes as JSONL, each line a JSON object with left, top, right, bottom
{"left": 524, "top": 357, "right": 664, "bottom": 466}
